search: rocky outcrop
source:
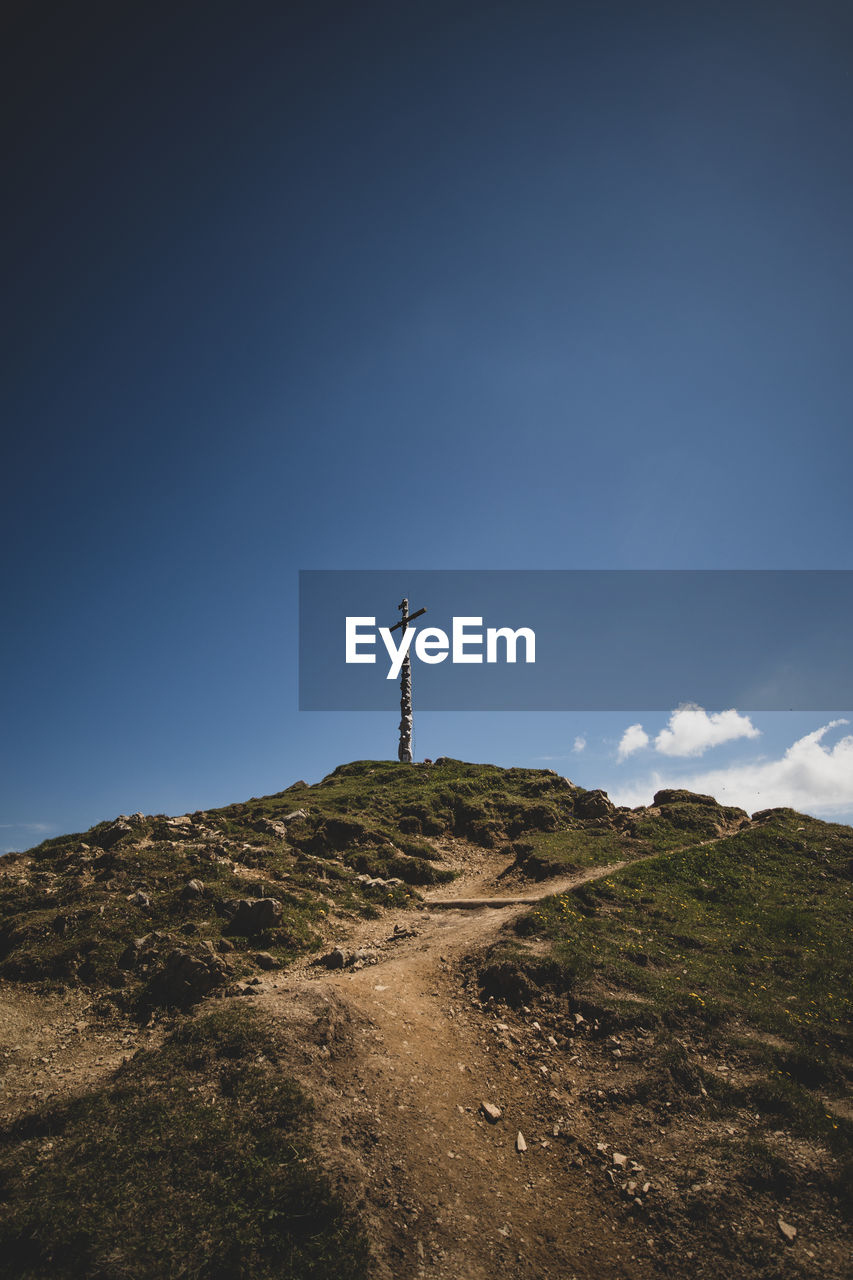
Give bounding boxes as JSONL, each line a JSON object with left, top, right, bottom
{"left": 224, "top": 897, "right": 283, "bottom": 935}
{"left": 574, "top": 790, "right": 616, "bottom": 821}
{"left": 119, "top": 932, "right": 230, "bottom": 1007}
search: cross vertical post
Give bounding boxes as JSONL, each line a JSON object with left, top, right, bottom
{"left": 388, "top": 598, "right": 426, "bottom": 764}
{"left": 397, "top": 598, "right": 413, "bottom": 762}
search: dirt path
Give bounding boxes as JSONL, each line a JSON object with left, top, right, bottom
{"left": 427, "top": 859, "right": 638, "bottom": 908}
{"left": 258, "top": 852, "right": 659, "bottom": 1279}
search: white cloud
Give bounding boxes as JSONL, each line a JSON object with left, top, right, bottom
{"left": 609, "top": 720, "right": 853, "bottom": 819}
{"left": 573, "top": 736, "right": 586, "bottom": 753}
{"left": 654, "top": 704, "right": 760, "bottom": 757}
{"left": 617, "top": 723, "right": 649, "bottom": 761}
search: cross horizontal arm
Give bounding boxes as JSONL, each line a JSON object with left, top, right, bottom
{"left": 388, "top": 606, "right": 427, "bottom": 632}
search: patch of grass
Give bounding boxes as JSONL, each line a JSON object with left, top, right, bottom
{"left": 508, "top": 792, "right": 746, "bottom": 880}
{"left": 0, "top": 837, "right": 335, "bottom": 1002}
{"left": 500, "top": 809, "right": 853, "bottom": 1149}
{"left": 0, "top": 1005, "right": 369, "bottom": 1280}
{"left": 511, "top": 828, "right": 626, "bottom": 877}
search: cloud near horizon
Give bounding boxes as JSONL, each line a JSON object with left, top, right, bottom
{"left": 615, "top": 704, "right": 760, "bottom": 764}
{"left": 654, "top": 704, "right": 760, "bottom": 757}
{"left": 617, "top": 723, "right": 650, "bottom": 761}
{"left": 609, "top": 720, "right": 853, "bottom": 819}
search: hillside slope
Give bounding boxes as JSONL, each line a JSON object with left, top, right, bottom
{"left": 0, "top": 761, "right": 850, "bottom": 1278}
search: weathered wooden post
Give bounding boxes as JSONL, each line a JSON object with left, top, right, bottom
{"left": 388, "top": 598, "right": 426, "bottom": 763}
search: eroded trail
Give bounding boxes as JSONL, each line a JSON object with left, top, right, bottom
{"left": 260, "top": 854, "right": 651, "bottom": 1280}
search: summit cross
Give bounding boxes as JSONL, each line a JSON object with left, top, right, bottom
{"left": 388, "top": 598, "right": 426, "bottom": 763}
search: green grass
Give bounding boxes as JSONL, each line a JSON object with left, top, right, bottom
{"left": 0, "top": 1005, "right": 369, "bottom": 1280}
{"left": 489, "top": 808, "right": 853, "bottom": 1146}
{"left": 0, "top": 760, "right": 592, "bottom": 1004}
{"left": 507, "top": 794, "right": 745, "bottom": 877}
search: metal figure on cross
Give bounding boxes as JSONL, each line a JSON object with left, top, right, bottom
{"left": 388, "top": 597, "right": 426, "bottom": 762}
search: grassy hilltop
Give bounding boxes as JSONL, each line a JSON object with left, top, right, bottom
{"left": 0, "top": 760, "right": 850, "bottom": 1279}
{"left": 0, "top": 758, "right": 755, "bottom": 1010}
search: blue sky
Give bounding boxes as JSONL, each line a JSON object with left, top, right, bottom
{"left": 3, "top": 0, "right": 853, "bottom": 851}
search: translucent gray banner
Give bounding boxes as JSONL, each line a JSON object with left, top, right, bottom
{"left": 298, "top": 570, "right": 853, "bottom": 711}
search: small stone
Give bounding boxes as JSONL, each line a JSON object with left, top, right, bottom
{"left": 480, "top": 1101, "right": 502, "bottom": 1123}
{"left": 181, "top": 879, "right": 205, "bottom": 900}
{"left": 254, "top": 951, "right": 279, "bottom": 970}
{"left": 574, "top": 1013, "right": 585, "bottom": 1026}
{"left": 516, "top": 1131, "right": 527, "bottom": 1153}
{"left": 778, "top": 1219, "right": 797, "bottom": 1244}
{"left": 613, "top": 1152, "right": 628, "bottom": 1168}
{"left": 321, "top": 947, "right": 347, "bottom": 970}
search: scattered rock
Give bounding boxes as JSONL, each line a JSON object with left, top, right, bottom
{"left": 480, "top": 1101, "right": 502, "bottom": 1123}
{"left": 145, "top": 941, "right": 228, "bottom": 1007}
{"left": 181, "top": 879, "right": 205, "bottom": 900}
{"left": 613, "top": 1152, "right": 628, "bottom": 1169}
{"left": 254, "top": 951, "right": 279, "bottom": 970}
{"left": 225, "top": 898, "right": 282, "bottom": 935}
{"left": 390, "top": 923, "right": 418, "bottom": 940}
{"left": 127, "top": 891, "right": 151, "bottom": 909}
{"left": 516, "top": 1131, "right": 528, "bottom": 1153}
{"left": 320, "top": 947, "right": 348, "bottom": 970}
{"left": 356, "top": 874, "right": 404, "bottom": 891}
{"left": 778, "top": 1219, "right": 797, "bottom": 1244}
{"left": 251, "top": 818, "right": 289, "bottom": 839}
{"left": 96, "top": 821, "right": 134, "bottom": 850}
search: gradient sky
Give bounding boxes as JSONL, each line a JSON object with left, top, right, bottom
{"left": 3, "top": 0, "right": 853, "bottom": 850}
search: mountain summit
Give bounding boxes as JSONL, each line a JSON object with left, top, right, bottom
{"left": 1, "top": 761, "right": 850, "bottom": 1278}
